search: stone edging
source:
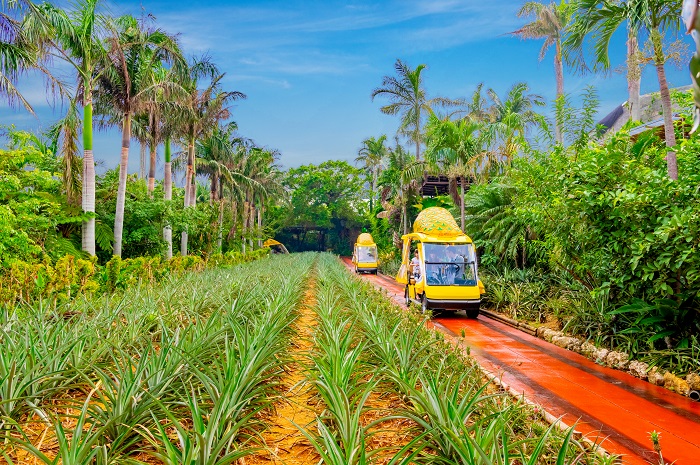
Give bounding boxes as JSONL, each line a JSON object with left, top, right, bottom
{"left": 480, "top": 309, "right": 700, "bottom": 400}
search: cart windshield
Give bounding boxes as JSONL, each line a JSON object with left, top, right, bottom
{"left": 356, "top": 245, "right": 377, "bottom": 263}
{"left": 423, "top": 243, "right": 477, "bottom": 286}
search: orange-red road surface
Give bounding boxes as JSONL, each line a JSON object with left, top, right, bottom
{"left": 340, "top": 258, "right": 700, "bottom": 465}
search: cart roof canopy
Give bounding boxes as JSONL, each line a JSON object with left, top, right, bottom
{"left": 405, "top": 207, "right": 473, "bottom": 243}
{"left": 355, "top": 233, "right": 376, "bottom": 246}
{"left": 263, "top": 239, "right": 283, "bottom": 247}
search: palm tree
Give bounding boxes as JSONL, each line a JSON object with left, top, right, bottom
{"left": 565, "top": 0, "right": 682, "bottom": 180}
{"left": 510, "top": 1, "right": 572, "bottom": 144}
{"left": 171, "top": 56, "right": 245, "bottom": 255}
{"left": 355, "top": 135, "right": 387, "bottom": 211}
{"left": 46, "top": 100, "right": 82, "bottom": 207}
{"left": 465, "top": 182, "right": 530, "bottom": 266}
{"left": 94, "top": 14, "right": 182, "bottom": 257}
{"left": 377, "top": 140, "right": 418, "bottom": 236}
{"left": 486, "top": 82, "right": 546, "bottom": 163}
{"left": 24, "top": 0, "right": 109, "bottom": 256}
{"left": 371, "top": 59, "right": 454, "bottom": 161}
{"left": 1, "top": 1, "right": 39, "bottom": 113}
{"left": 424, "top": 114, "right": 485, "bottom": 231}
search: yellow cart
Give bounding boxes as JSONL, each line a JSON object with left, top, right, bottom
{"left": 396, "top": 207, "right": 485, "bottom": 318}
{"left": 352, "top": 233, "right": 379, "bottom": 274}
{"left": 263, "top": 239, "right": 289, "bottom": 254}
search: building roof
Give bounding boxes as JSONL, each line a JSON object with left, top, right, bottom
{"left": 596, "top": 86, "right": 690, "bottom": 137}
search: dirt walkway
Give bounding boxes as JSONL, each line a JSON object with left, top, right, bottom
{"left": 341, "top": 257, "right": 700, "bottom": 465}
{"left": 247, "top": 273, "right": 320, "bottom": 465}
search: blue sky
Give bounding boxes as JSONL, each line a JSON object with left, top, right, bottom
{"left": 3, "top": 0, "right": 694, "bottom": 173}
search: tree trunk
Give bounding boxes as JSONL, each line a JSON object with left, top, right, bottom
{"left": 652, "top": 30, "right": 678, "bottom": 180}
{"left": 82, "top": 94, "right": 96, "bottom": 256}
{"left": 554, "top": 40, "right": 564, "bottom": 144}
{"left": 257, "top": 206, "right": 262, "bottom": 249}
{"left": 460, "top": 176, "right": 466, "bottom": 231}
{"left": 249, "top": 202, "right": 254, "bottom": 249}
{"left": 241, "top": 199, "right": 248, "bottom": 254}
{"left": 403, "top": 201, "right": 408, "bottom": 235}
{"left": 113, "top": 112, "right": 131, "bottom": 258}
{"left": 147, "top": 142, "right": 156, "bottom": 196}
{"left": 139, "top": 142, "right": 146, "bottom": 179}
{"left": 371, "top": 167, "right": 378, "bottom": 211}
{"left": 181, "top": 138, "right": 195, "bottom": 256}
{"left": 217, "top": 199, "right": 224, "bottom": 252}
{"left": 190, "top": 154, "right": 197, "bottom": 209}
{"left": 627, "top": 29, "right": 641, "bottom": 121}
{"left": 228, "top": 200, "right": 237, "bottom": 241}
{"left": 163, "top": 138, "right": 173, "bottom": 260}
{"left": 210, "top": 173, "right": 218, "bottom": 204}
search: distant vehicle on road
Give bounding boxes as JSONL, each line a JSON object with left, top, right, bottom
{"left": 263, "top": 238, "right": 289, "bottom": 254}
{"left": 352, "top": 233, "right": 379, "bottom": 274}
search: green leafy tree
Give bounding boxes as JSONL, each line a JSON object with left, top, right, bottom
{"left": 0, "top": 130, "right": 82, "bottom": 264}
{"left": 282, "top": 160, "right": 364, "bottom": 253}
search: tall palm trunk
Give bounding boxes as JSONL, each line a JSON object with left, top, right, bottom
{"left": 248, "top": 201, "right": 254, "bottom": 249}
{"left": 460, "top": 176, "right": 466, "bottom": 232}
{"left": 241, "top": 198, "right": 248, "bottom": 254}
{"left": 113, "top": 112, "right": 131, "bottom": 258}
{"left": 651, "top": 30, "right": 677, "bottom": 180}
{"left": 147, "top": 142, "right": 157, "bottom": 195}
{"left": 217, "top": 199, "right": 224, "bottom": 252}
{"left": 627, "top": 30, "right": 641, "bottom": 121}
{"left": 414, "top": 99, "right": 421, "bottom": 161}
{"left": 82, "top": 94, "right": 96, "bottom": 256}
{"left": 190, "top": 155, "right": 197, "bottom": 209}
{"left": 163, "top": 138, "right": 173, "bottom": 259}
{"left": 181, "top": 137, "right": 195, "bottom": 256}
{"left": 210, "top": 173, "right": 218, "bottom": 204}
{"left": 554, "top": 40, "right": 564, "bottom": 144}
{"left": 228, "top": 200, "right": 237, "bottom": 241}
{"left": 257, "top": 205, "right": 263, "bottom": 249}
{"left": 371, "top": 167, "right": 378, "bottom": 211}
{"left": 139, "top": 142, "right": 146, "bottom": 179}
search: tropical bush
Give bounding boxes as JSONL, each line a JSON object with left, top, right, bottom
{"left": 0, "top": 248, "right": 269, "bottom": 309}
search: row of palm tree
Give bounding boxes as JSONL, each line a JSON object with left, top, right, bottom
{"left": 2, "top": 0, "right": 281, "bottom": 258}
{"left": 513, "top": 0, "right": 682, "bottom": 179}
{"left": 365, "top": 65, "right": 545, "bottom": 234}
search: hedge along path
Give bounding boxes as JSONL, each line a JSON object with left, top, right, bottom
{"left": 247, "top": 257, "right": 321, "bottom": 465}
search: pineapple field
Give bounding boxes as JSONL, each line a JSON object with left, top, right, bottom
{"left": 0, "top": 253, "right": 611, "bottom": 464}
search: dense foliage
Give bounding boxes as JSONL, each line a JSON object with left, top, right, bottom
{"left": 274, "top": 160, "right": 366, "bottom": 255}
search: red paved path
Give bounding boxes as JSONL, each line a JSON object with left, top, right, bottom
{"left": 340, "top": 258, "right": 700, "bottom": 465}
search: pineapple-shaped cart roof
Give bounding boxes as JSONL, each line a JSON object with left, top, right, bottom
{"left": 413, "top": 207, "right": 463, "bottom": 237}
{"left": 356, "top": 233, "right": 376, "bottom": 246}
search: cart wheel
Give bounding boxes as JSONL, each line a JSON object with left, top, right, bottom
{"left": 404, "top": 287, "right": 411, "bottom": 306}
{"left": 466, "top": 309, "right": 480, "bottom": 319}
{"left": 421, "top": 295, "right": 428, "bottom": 315}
